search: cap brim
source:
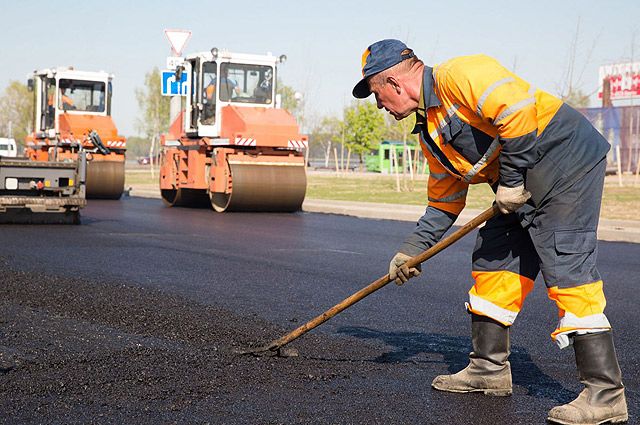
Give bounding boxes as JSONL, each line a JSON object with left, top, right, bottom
{"left": 352, "top": 77, "right": 371, "bottom": 99}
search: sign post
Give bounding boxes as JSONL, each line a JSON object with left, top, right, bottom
{"left": 163, "top": 29, "right": 192, "bottom": 125}
{"left": 164, "top": 29, "right": 192, "bottom": 57}
{"left": 161, "top": 71, "right": 188, "bottom": 96}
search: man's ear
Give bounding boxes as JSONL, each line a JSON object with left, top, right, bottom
{"left": 387, "top": 76, "right": 402, "bottom": 94}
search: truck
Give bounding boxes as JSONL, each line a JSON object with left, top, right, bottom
{"left": 159, "top": 47, "right": 307, "bottom": 212}
{"left": 0, "top": 153, "right": 86, "bottom": 224}
{"left": 0, "top": 138, "right": 17, "bottom": 157}
{"left": 25, "top": 67, "right": 126, "bottom": 199}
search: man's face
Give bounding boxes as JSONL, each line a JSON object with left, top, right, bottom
{"left": 369, "top": 77, "right": 415, "bottom": 120}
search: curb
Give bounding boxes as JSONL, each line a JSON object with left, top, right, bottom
{"left": 127, "top": 188, "right": 640, "bottom": 244}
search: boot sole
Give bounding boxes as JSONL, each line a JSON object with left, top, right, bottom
{"left": 546, "top": 413, "right": 629, "bottom": 425}
{"left": 432, "top": 383, "right": 512, "bottom": 397}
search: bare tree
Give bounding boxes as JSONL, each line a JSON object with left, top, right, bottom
{"left": 308, "top": 116, "right": 342, "bottom": 168}
{"left": 557, "top": 17, "right": 601, "bottom": 108}
{"left": 0, "top": 81, "right": 34, "bottom": 145}
{"left": 135, "top": 68, "right": 170, "bottom": 175}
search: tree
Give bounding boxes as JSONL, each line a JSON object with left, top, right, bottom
{"left": 135, "top": 67, "right": 170, "bottom": 138}
{"left": 385, "top": 113, "right": 417, "bottom": 143}
{"left": 561, "top": 89, "right": 590, "bottom": 109}
{"left": 308, "top": 116, "right": 343, "bottom": 167}
{"left": 556, "top": 17, "right": 598, "bottom": 109}
{"left": 343, "top": 101, "right": 386, "bottom": 169}
{"left": 277, "top": 79, "right": 303, "bottom": 118}
{"left": 0, "top": 81, "right": 34, "bottom": 145}
{"left": 135, "top": 68, "right": 170, "bottom": 173}
{"left": 125, "top": 136, "right": 151, "bottom": 158}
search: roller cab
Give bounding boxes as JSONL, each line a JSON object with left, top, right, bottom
{"left": 25, "top": 67, "right": 126, "bottom": 199}
{"left": 160, "top": 48, "right": 307, "bottom": 212}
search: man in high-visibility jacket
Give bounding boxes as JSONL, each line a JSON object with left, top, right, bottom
{"left": 353, "top": 39, "right": 627, "bottom": 425}
{"left": 48, "top": 88, "right": 74, "bottom": 110}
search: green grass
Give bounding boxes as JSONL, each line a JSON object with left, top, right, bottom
{"left": 124, "top": 169, "right": 160, "bottom": 186}
{"left": 126, "top": 169, "right": 640, "bottom": 220}
{"left": 601, "top": 182, "right": 640, "bottom": 220}
{"left": 306, "top": 174, "right": 495, "bottom": 210}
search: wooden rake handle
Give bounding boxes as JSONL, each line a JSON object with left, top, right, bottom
{"left": 262, "top": 204, "right": 500, "bottom": 352}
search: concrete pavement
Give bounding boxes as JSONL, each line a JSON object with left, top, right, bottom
{"left": 302, "top": 199, "right": 640, "bottom": 244}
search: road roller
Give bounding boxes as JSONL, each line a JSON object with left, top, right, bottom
{"left": 24, "top": 67, "right": 126, "bottom": 199}
{"left": 159, "top": 48, "right": 307, "bottom": 212}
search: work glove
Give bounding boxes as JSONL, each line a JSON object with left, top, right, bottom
{"left": 389, "top": 252, "right": 422, "bottom": 286}
{"left": 495, "top": 184, "right": 531, "bottom": 214}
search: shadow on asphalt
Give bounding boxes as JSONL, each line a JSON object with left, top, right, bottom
{"left": 337, "top": 326, "right": 576, "bottom": 404}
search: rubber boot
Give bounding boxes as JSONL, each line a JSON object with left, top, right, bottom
{"left": 432, "top": 314, "right": 512, "bottom": 396}
{"left": 547, "top": 331, "right": 628, "bottom": 425}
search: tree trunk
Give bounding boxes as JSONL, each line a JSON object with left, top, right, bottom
{"left": 149, "top": 134, "right": 156, "bottom": 179}
{"left": 324, "top": 141, "right": 332, "bottom": 168}
{"left": 304, "top": 142, "right": 310, "bottom": 170}
{"left": 391, "top": 147, "right": 400, "bottom": 192}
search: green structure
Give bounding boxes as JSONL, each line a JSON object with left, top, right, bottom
{"left": 365, "top": 140, "right": 422, "bottom": 173}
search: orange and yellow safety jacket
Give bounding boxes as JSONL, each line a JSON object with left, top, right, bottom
{"left": 400, "top": 54, "right": 609, "bottom": 256}
{"left": 417, "top": 54, "right": 563, "bottom": 215}
{"left": 205, "top": 84, "right": 216, "bottom": 100}
{"left": 48, "top": 93, "right": 74, "bottom": 108}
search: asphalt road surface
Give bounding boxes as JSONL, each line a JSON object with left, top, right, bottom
{"left": 1, "top": 197, "right": 638, "bottom": 424}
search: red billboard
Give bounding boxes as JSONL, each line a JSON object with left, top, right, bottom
{"left": 598, "top": 62, "right": 640, "bottom": 100}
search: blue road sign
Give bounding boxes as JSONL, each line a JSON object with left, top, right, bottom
{"left": 161, "top": 70, "right": 188, "bottom": 96}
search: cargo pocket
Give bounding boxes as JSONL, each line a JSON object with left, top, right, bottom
{"left": 553, "top": 230, "right": 600, "bottom": 286}
{"left": 554, "top": 230, "right": 597, "bottom": 254}
{"left": 440, "top": 113, "right": 464, "bottom": 145}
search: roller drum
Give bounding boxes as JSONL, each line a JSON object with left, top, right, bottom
{"left": 211, "top": 162, "right": 306, "bottom": 212}
{"left": 86, "top": 161, "right": 125, "bottom": 199}
{"left": 161, "top": 188, "right": 210, "bottom": 208}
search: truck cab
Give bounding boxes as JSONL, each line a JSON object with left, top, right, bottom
{"left": 181, "top": 49, "right": 283, "bottom": 138}
{"left": 160, "top": 47, "right": 307, "bottom": 213}
{"left": 28, "top": 67, "right": 113, "bottom": 138}
{"left": 25, "top": 67, "right": 126, "bottom": 199}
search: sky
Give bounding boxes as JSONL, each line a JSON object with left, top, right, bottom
{"left": 1, "top": 0, "right": 639, "bottom": 136}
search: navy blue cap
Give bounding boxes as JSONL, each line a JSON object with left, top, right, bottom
{"left": 352, "top": 39, "right": 415, "bottom": 98}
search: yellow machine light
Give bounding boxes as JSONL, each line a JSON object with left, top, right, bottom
{"left": 44, "top": 180, "right": 51, "bottom": 187}
{"left": 69, "top": 179, "right": 74, "bottom": 186}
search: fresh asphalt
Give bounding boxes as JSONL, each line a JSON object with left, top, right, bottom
{"left": 1, "top": 196, "right": 638, "bottom": 424}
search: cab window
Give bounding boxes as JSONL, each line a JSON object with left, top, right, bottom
{"left": 44, "top": 78, "right": 56, "bottom": 129}
{"left": 219, "top": 63, "right": 273, "bottom": 104}
{"left": 58, "top": 79, "right": 106, "bottom": 112}
{"left": 201, "top": 61, "right": 217, "bottom": 125}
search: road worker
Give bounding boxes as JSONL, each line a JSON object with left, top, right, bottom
{"left": 352, "top": 39, "right": 627, "bottom": 425}
{"left": 205, "top": 79, "right": 216, "bottom": 101}
{"left": 219, "top": 66, "right": 240, "bottom": 101}
{"left": 48, "top": 87, "right": 74, "bottom": 110}
{"left": 203, "top": 76, "right": 217, "bottom": 124}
